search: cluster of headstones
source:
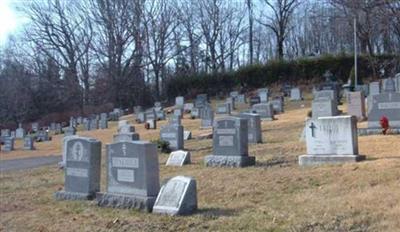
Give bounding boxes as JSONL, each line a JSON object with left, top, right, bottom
{"left": 56, "top": 136, "right": 197, "bottom": 216}
{"left": 0, "top": 124, "right": 35, "bottom": 152}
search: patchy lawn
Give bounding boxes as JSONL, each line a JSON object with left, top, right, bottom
{"left": 1, "top": 97, "right": 399, "bottom": 231}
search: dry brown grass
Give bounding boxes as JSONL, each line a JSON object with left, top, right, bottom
{"left": 1, "top": 97, "right": 400, "bottom": 232}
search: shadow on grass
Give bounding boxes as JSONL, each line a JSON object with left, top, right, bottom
{"left": 256, "top": 157, "right": 294, "bottom": 168}
{"left": 196, "top": 207, "right": 239, "bottom": 218}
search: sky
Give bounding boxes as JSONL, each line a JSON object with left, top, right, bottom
{"left": 0, "top": 0, "right": 25, "bottom": 46}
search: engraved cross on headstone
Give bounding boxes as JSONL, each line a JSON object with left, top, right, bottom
{"left": 309, "top": 122, "right": 316, "bottom": 138}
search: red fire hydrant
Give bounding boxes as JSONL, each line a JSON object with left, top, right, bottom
{"left": 379, "top": 115, "right": 389, "bottom": 135}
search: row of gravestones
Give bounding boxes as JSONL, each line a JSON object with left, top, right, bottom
{"left": 56, "top": 136, "right": 197, "bottom": 215}
{"left": 312, "top": 77, "right": 400, "bottom": 134}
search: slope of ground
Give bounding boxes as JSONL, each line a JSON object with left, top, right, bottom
{"left": 1, "top": 96, "right": 399, "bottom": 231}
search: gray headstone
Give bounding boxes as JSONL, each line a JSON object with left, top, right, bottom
{"left": 32, "top": 123, "right": 39, "bottom": 132}
{"left": 290, "top": 88, "right": 302, "bottom": 101}
{"left": 1, "top": 129, "right": 10, "bottom": 137}
{"left": 312, "top": 99, "right": 338, "bottom": 118}
{"left": 347, "top": 91, "right": 366, "bottom": 120}
{"left": 368, "top": 92, "right": 400, "bottom": 128}
{"left": 314, "top": 90, "right": 337, "bottom": 103}
{"left": 97, "top": 141, "right": 160, "bottom": 212}
{"left": 160, "top": 125, "right": 184, "bottom": 151}
{"left": 99, "top": 118, "right": 108, "bottom": 129}
{"left": 225, "top": 97, "right": 235, "bottom": 110}
{"left": 133, "top": 106, "right": 143, "bottom": 115}
{"left": 175, "top": 96, "right": 185, "bottom": 107}
{"left": 205, "top": 116, "right": 255, "bottom": 167}
{"left": 118, "top": 124, "right": 135, "bottom": 133}
{"left": 174, "top": 108, "right": 183, "bottom": 118}
{"left": 2, "top": 137, "right": 14, "bottom": 152}
{"left": 55, "top": 137, "right": 102, "bottom": 200}
{"left": 156, "top": 109, "right": 166, "bottom": 120}
{"left": 195, "top": 94, "right": 208, "bottom": 108}
{"left": 16, "top": 126, "right": 26, "bottom": 139}
{"left": 22, "top": 136, "right": 35, "bottom": 150}
{"left": 250, "top": 96, "right": 261, "bottom": 106}
{"left": 146, "top": 119, "right": 157, "bottom": 129}
{"left": 230, "top": 91, "right": 239, "bottom": 98}
{"left": 299, "top": 116, "right": 365, "bottom": 166}
{"left": 257, "top": 88, "right": 269, "bottom": 103}
{"left": 216, "top": 103, "right": 231, "bottom": 115}
{"left": 169, "top": 115, "right": 181, "bottom": 126}
{"left": 383, "top": 78, "right": 396, "bottom": 93}
{"left": 239, "top": 113, "right": 262, "bottom": 143}
{"left": 252, "top": 103, "right": 274, "bottom": 120}
{"left": 369, "top": 81, "right": 381, "bottom": 96}
{"left": 184, "top": 103, "right": 194, "bottom": 112}
{"left": 154, "top": 102, "right": 162, "bottom": 108}
{"left": 145, "top": 109, "right": 157, "bottom": 121}
{"left": 200, "top": 105, "right": 214, "bottom": 128}
{"left": 89, "top": 119, "right": 98, "bottom": 130}
{"left": 64, "top": 127, "right": 77, "bottom": 137}
{"left": 137, "top": 112, "right": 146, "bottom": 123}
{"left": 395, "top": 73, "right": 400, "bottom": 92}
{"left": 270, "top": 98, "right": 284, "bottom": 114}
{"left": 36, "top": 130, "right": 50, "bottom": 142}
{"left": 153, "top": 176, "right": 197, "bottom": 215}
{"left": 236, "top": 94, "right": 246, "bottom": 103}
{"left": 166, "top": 150, "right": 191, "bottom": 166}
{"left": 191, "top": 107, "right": 200, "bottom": 119}
{"left": 113, "top": 133, "right": 140, "bottom": 142}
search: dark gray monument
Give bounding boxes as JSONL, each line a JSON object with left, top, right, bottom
{"left": 204, "top": 117, "right": 255, "bottom": 167}
{"left": 239, "top": 113, "right": 262, "bottom": 143}
{"left": 2, "top": 137, "right": 14, "bottom": 152}
{"left": 97, "top": 141, "right": 160, "bottom": 212}
{"left": 160, "top": 124, "right": 184, "bottom": 151}
{"left": 23, "top": 136, "right": 35, "bottom": 150}
{"left": 252, "top": 103, "right": 274, "bottom": 120}
{"left": 200, "top": 105, "right": 214, "bottom": 129}
{"left": 55, "top": 137, "right": 102, "bottom": 200}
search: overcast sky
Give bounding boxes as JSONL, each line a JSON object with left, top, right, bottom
{"left": 0, "top": 0, "right": 27, "bottom": 46}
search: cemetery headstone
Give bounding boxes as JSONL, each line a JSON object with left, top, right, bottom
{"left": 55, "top": 137, "right": 102, "bottom": 200}
{"left": 89, "top": 119, "right": 98, "bottom": 130}
{"left": 36, "top": 130, "right": 50, "bottom": 142}
{"left": 133, "top": 106, "right": 143, "bottom": 115}
{"left": 23, "top": 136, "right": 35, "bottom": 150}
{"left": 113, "top": 133, "right": 140, "bottom": 142}
{"left": 270, "top": 98, "right": 284, "bottom": 114}
{"left": 169, "top": 115, "right": 181, "bottom": 126}
{"left": 230, "top": 91, "right": 239, "bottom": 99}
{"left": 166, "top": 150, "right": 191, "bottom": 166}
{"left": 368, "top": 91, "right": 400, "bottom": 128}
{"left": 204, "top": 117, "right": 255, "bottom": 167}
{"left": 312, "top": 99, "right": 338, "bottom": 118}
{"left": 347, "top": 91, "right": 366, "bottom": 120}
{"left": 252, "top": 103, "right": 274, "bottom": 120}
{"left": 32, "top": 123, "right": 39, "bottom": 132}
{"left": 290, "top": 88, "right": 302, "bottom": 101}
{"left": 191, "top": 107, "right": 200, "bottom": 119}
{"left": 194, "top": 94, "right": 208, "bottom": 108}
{"left": 16, "top": 124, "right": 25, "bottom": 139}
{"left": 257, "top": 88, "right": 269, "bottom": 103}
{"left": 216, "top": 103, "right": 231, "bottom": 115}
{"left": 200, "top": 105, "right": 214, "bottom": 128}
{"left": 3, "top": 137, "right": 15, "bottom": 152}
{"left": 64, "top": 127, "right": 77, "bottom": 137}
{"left": 175, "top": 96, "right": 185, "bottom": 108}
{"left": 118, "top": 124, "right": 135, "bottom": 134}
{"left": 249, "top": 96, "right": 261, "bottom": 106}
{"left": 184, "top": 103, "right": 194, "bottom": 112}
{"left": 152, "top": 176, "right": 197, "bottom": 216}
{"left": 236, "top": 94, "right": 246, "bottom": 103}
{"left": 160, "top": 124, "right": 184, "bottom": 151}
{"left": 239, "top": 113, "right": 262, "bottom": 143}
{"left": 369, "top": 81, "right": 381, "bottom": 96}
{"left": 174, "top": 108, "right": 184, "bottom": 119}
{"left": 226, "top": 97, "right": 235, "bottom": 110}
{"left": 299, "top": 116, "right": 365, "bottom": 166}
{"left": 97, "top": 141, "right": 160, "bottom": 212}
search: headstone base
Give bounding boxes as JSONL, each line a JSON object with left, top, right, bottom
{"left": 358, "top": 127, "right": 400, "bottom": 136}
{"left": 204, "top": 155, "right": 255, "bottom": 167}
{"left": 54, "top": 191, "right": 95, "bottom": 201}
{"left": 96, "top": 192, "right": 156, "bottom": 212}
{"left": 298, "top": 154, "right": 366, "bottom": 166}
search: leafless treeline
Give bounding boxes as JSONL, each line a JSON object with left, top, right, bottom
{"left": 0, "top": 0, "right": 399, "bottom": 125}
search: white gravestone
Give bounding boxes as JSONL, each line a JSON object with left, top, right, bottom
{"left": 153, "top": 176, "right": 197, "bottom": 215}
{"left": 166, "top": 150, "right": 191, "bottom": 166}
{"left": 299, "top": 115, "right": 365, "bottom": 166}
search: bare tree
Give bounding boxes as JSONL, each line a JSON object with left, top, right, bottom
{"left": 258, "top": 0, "right": 301, "bottom": 60}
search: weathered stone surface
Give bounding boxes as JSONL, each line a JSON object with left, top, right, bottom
{"left": 290, "top": 88, "right": 302, "bottom": 101}
{"left": 153, "top": 176, "right": 197, "bottom": 215}
{"left": 55, "top": 137, "right": 102, "bottom": 201}
{"left": 239, "top": 113, "right": 262, "bottom": 143}
{"left": 367, "top": 92, "right": 400, "bottom": 128}
{"left": 347, "top": 91, "right": 366, "bottom": 120}
{"left": 160, "top": 125, "right": 184, "bottom": 151}
{"left": 23, "top": 136, "right": 35, "bottom": 150}
{"left": 312, "top": 99, "right": 338, "bottom": 118}
{"left": 205, "top": 116, "right": 255, "bottom": 167}
{"left": 299, "top": 115, "right": 365, "bottom": 166}
{"left": 166, "top": 150, "right": 191, "bottom": 166}
{"left": 97, "top": 141, "right": 160, "bottom": 212}
{"left": 113, "top": 133, "right": 140, "bottom": 142}
{"left": 252, "top": 103, "right": 274, "bottom": 120}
